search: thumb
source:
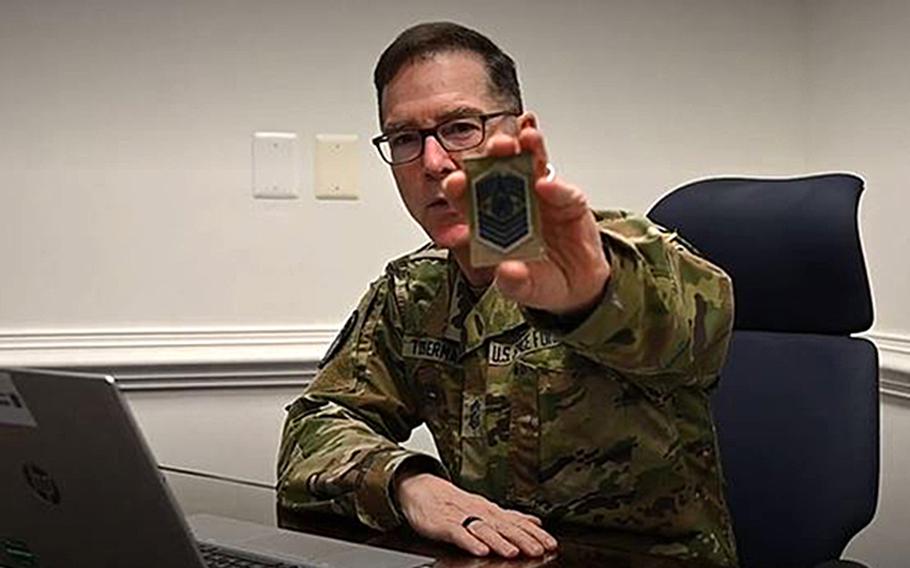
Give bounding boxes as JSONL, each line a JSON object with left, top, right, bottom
{"left": 494, "top": 261, "right": 533, "bottom": 304}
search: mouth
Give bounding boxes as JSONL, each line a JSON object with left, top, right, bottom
{"left": 426, "top": 197, "right": 450, "bottom": 210}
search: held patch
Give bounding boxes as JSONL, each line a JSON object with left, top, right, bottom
{"left": 465, "top": 152, "right": 545, "bottom": 267}
{"left": 318, "top": 310, "right": 358, "bottom": 369}
{"left": 476, "top": 171, "right": 530, "bottom": 250}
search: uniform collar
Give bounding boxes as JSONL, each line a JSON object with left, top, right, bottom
{"left": 453, "top": 264, "right": 526, "bottom": 355}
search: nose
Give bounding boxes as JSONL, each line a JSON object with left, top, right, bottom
{"left": 421, "top": 134, "right": 456, "bottom": 180}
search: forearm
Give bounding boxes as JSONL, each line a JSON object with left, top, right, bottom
{"left": 526, "top": 211, "right": 734, "bottom": 384}
{"left": 277, "top": 396, "right": 445, "bottom": 530}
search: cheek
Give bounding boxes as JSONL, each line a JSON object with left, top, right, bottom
{"left": 392, "top": 167, "right": 423, "bottom": 211}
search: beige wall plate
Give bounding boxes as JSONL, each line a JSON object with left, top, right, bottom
{"left": 315, "top": 134, "right": 360, "bottom": 200}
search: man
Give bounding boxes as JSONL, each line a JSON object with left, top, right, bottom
{"left": 277, "top": 22, "right": 737, "bottom": 566}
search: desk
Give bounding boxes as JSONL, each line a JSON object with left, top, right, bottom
{"left": 163, "top": 469, "right": 722, "bottom": 568}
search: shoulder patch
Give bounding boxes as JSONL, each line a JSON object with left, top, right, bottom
{"left": 318, "top": 310, "right": 358, "bottom": 369}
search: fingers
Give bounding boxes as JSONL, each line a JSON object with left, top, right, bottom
{"left": 494, "top": 261, "right": 534, "bottom": 306}
{"left": 512, "top": 511, "right": 544, "bottom": 526}
{"left": 465, "top": 520, "right": 520, "bottom": 558}
{"left": 441, "top": 170, "right": 468, "bottom": 214}
{"left": 440, "top": 132, "right": 525, "bottom": 212}
{"left": 397, "top": 475, "right": 556, "bottom": 559}
{"left": 535, "top": 177, "right": 586, "bottom": 208}
{"left": 447, "top": 525, "right": 491, "bottom": 557}
{"left": 518, "top": 127, "right": 550, "bottom": 179}
{"left": 448, "top": 126, "right": 574, "bottom": 222}
{"left": 512, "top": 517, "right": 559, "bottom": 552}
{"left": 489, "top": 522, "right": 544, "bottom": 557}
{"left": 494, "top": 260, "right": 543, "bottom": 312}
{"left": 484, "top": 128, "right": 548, "bottom": 178}
{"left": 488, "top": 126, "right": 586, "bottom": 219}
{"left": 463, "top": 515, "right": 558, "bottom": 558}
{"left": 483, "top": 132, "right": 521, "bottom": 158}
{"left": 499, "top": 509, "right": 557, "bottom": 553}
{"left": 514, "top": 126, "right": 588, "bottom": 219}
{"left": 534, "top": 178, "right": 591, "bottom": 228}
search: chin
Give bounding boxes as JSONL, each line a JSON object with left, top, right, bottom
{"left": 428, "top": 222, "right": 470, "bottom": 250}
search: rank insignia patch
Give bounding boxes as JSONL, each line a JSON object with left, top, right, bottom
{"left": 465, "top": 152, "right": 545, "bottom": 267}
{"left": 476, "top": 171, "right": 530, "bottom": 250}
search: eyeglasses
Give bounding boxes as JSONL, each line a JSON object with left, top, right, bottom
{"left": 372, "top": 111, "right": 517, "bottom": 165}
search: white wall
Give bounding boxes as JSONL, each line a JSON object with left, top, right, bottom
{"left": 0, "top": 0, "right": 808, "bottom": 338}
{"left": 126, "top": 387, "right": 299, "bottom": 485}
{"left": 805, "top": 2, "right": 910, "bottom": 566}
{"left": 124, "top": 385, "right": 440, "bottom": 485}
{"left": 3, "top": 0, "right": 909, "bottom": 565}
{"left": 804, "top": 0, "right": 910, "bottom": 337}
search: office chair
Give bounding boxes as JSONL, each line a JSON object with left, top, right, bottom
{"left": 647, "top": 174, "right": 879, "bottom": 568}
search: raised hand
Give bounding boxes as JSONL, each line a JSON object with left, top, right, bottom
{"left": 443, "top": 127, "right": 610, "bottom": 317}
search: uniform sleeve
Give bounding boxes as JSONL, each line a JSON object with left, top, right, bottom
{"left": 525, "top": 210, "right": 734, "bottom": 391}
{"left": 276, "top": 276, "right": 447, "bottom": 530}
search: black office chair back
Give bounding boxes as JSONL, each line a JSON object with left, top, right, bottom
{"left": 648, "top": 174, "right": 879, "bottom": 568}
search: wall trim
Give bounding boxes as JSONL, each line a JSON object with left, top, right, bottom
{"left": 0, "top": 327, "right": 338, "bottom": 367}
{"left": 865, "top": 331, "right": 910, "bottom": 401}
{"left": 81, "top": 362, "right": 319, "bottom": 392}
{"left": 1, "top": 327, "right": 908, "bottom": 396}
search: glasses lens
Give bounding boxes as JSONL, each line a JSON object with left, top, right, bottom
{"left": 377, "top": 115, "right": 492, "bottom": 164}
{"left": 385, "top": 131, "right": 422, "bottom": 164}
{"left": 438, "top": 118, "right": 484, "bottom": 151}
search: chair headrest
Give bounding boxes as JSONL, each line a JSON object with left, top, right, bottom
{"left": 648, "top": 174, "right": 873, "bottom": 334}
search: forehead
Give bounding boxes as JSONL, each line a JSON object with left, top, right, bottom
{"left": 380, "top": 51, "right": 501, "bottom": 129}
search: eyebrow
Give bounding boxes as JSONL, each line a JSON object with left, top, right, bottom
{"left": 383, "top": 105, "right": 486, "bottom": 134}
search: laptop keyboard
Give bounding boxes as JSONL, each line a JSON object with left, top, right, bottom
{"left": 198, "top": 542, "right": 316, "bottom": 568}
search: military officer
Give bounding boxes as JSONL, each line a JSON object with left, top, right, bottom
{"left": 277, "top": 21, "right": 737, "bottom": 566}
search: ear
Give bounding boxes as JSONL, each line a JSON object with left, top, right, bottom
{"left": 517, "top": 111, "right": 538, "bottom": 130}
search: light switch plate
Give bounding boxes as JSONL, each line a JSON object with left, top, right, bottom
{"left": 252, "top": 132, "right": 299, "bottom": 199}
{"left": 315, "top": 134, "right": 359, "bottom": 200}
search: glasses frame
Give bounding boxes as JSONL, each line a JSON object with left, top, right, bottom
{"left": 371, "top": 111, "right": 518, "bottom": 166}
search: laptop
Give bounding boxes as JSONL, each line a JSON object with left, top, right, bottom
{"left": 0, "top": 368, "right": 434, "bottom": 568}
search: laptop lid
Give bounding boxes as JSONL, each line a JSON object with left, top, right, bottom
{"left": 0, "top": 368, "right": 206, "bottom": 568}
{"left": 0, "top": 368, "right": 435, "bottom": 568}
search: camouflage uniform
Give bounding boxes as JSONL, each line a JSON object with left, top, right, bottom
{"left": 277, "top": 210, "right": 738, "bottom": 566}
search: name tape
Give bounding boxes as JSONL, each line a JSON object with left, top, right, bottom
{"left": 403, "top": 336, "right": 462, "bottom": 364}
{"left": 403, "top": 329, "right": 559, "bottom": 366}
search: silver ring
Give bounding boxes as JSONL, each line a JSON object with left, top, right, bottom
{"left": 545, "top": 163, "right": 556, "bottom": 182}
{"left": 461, "top": 516, "right": 483, "bottom": 529}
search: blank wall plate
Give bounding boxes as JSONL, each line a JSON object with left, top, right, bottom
{"left": 315, "top": 134, "right": 359, "bottom": 200}
{"left": 252, "top": 132, "right": 299, "bottom": 199}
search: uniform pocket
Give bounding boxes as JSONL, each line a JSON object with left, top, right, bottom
{"left": 534, "top": 360, "right": 684, "bottom": 529}
{"left": 412, "top": 362, "right": 462, "bottom": 468}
